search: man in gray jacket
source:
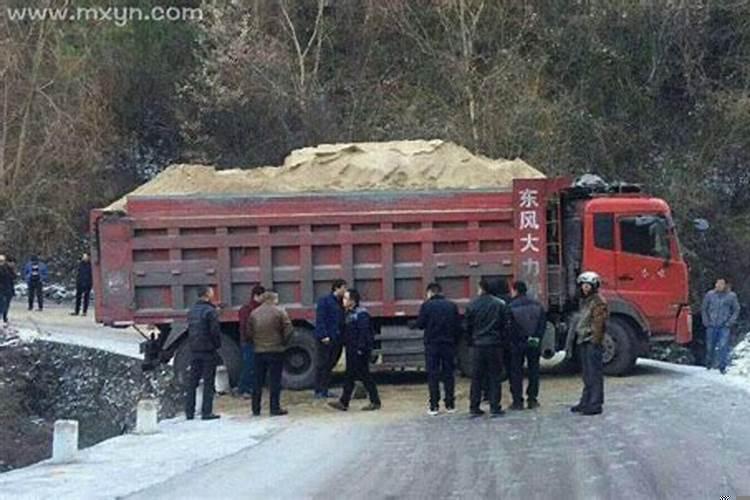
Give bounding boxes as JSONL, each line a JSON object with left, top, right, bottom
{"left": 702, "top": 278, "right": 741, "bottom": 374}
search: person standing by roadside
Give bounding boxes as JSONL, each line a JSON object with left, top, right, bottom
{"left": 71, "top": 253, "right": 93, "bottom": 316}
{"left": 0, "top": 255, "right": 16, "bottom": 325}
{"left": 245, "top": 291, "right": 293, "bottom": 416}
{"left": 237, "top": 285, "right": 266, "bottom": 399}
{"left": 185, "top": 286, "right": 222, "bottom": 421}
{"left": 23, "top": 255, "right": 48, "bottom": 311}
{"left": 314, "top": 279, "right": 347, "bottom": 399}
{"left": 411, "top": 282, "right": 461, "bottom": 416}
{"left": 328, "top": 288, "right": 381, "bottom": 412}
{"left": 702, "top": 278, "right": 741, "bottom": 374}
{"left": 570, "top": 272, "right": 608, "bottom": 416}
{"left": 508, "top": 281, "right": 546, "bottom": 410}
{"left": 465, "top": 278, "right": 509, "bottom": 417}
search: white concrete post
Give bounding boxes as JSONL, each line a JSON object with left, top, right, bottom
{"left": 215, "top": 365, "right": 230, "bottom": 394}
{"left": 135, "top": 399, "right": 159, "bottom": 434}
{"left": 52, "top": 420, "right": 78, "bottom": 464}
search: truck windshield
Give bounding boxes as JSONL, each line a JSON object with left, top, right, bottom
{"left": 619, "top": 214, "right": 671, "bottom": 259}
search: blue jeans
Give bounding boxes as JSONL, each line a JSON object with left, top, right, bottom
{"left": 705, "top": 327, "right": 731, "bottom": 370}
{"left": 239, "top": 344, "right": 255, "bottom": 394}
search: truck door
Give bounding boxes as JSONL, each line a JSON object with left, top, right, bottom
{"left": 614, "top": 213, "right": 683, "bottom": 334}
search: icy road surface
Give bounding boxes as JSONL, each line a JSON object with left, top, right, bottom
{"left": 128, "top": 361, "right": 750, "bottom": 500}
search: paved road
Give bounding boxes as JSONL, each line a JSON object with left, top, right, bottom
{"left": 130, "top": 363, "right": 750, "bottom": 500}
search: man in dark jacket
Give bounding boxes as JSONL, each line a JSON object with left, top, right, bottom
{"left": 245, "top": 291, "right": 293, "bottom": 416}
{"left": 412, "top": 282, "right": 461, "bottom": 415}
{"left": 509, "top": 281, "right": 546, "bottom": 410}
{"left": 184, "top": 286, "right": 222, "bottom": 421}
{"left": 702, "top": 278, "right": 741, "bottom": 374}
{"left": 570, "top": 272, "right": 609, "bottom": 416}
{"left": 0, "top": 255, "right": 16, "bottom": 324}
{"left": 71, "top": 253, "right": 93, "bottom": 316}
{"left": 23, "top": 255, "right": 48, "bottom": 311}
{"left": 236, "top": 285, "right": 266, "bottom": 398}
{"left": 465, "top": 278, "right": 510, "bottom": 417}
{"left": 313, "top": 279, "right": 347, "bottom": 399}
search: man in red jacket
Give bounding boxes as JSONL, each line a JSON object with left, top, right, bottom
{"left": 237, "top": 285, "right": 266, "bottom": 398}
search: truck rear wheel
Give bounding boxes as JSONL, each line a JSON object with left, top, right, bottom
{"left": 282, "top": 329, "right": 319, "bottom": 390}
{"left": 173, "top": 333, "right": 242, "bottom": 388}
{"left": 603, "top": 317, "right": 638, "bottom": 376}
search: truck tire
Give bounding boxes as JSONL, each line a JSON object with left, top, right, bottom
{"left": 282, "top": 329, "right": 319, "bottom": 390}
{"left": 173, "top": 333, "right": 242, "bottom": 388}
{"left": 602, "top": 317, "right": 638, "bottom": 376}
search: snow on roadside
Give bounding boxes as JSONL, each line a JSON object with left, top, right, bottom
{"left": 728, "top": 332, "right": 750, "bottom": 377}
{"left": 0, "top": 324, "right": 41, "bottom": 347}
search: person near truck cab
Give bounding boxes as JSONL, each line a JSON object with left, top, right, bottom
{"left": 245, "top": 291, "right": 293, "bottom": 416}
{"left": 0, "top": 255, "right": 16, "bottom": 324}
{"left": 237, "top": 285, "right": 266, "bottom": 398}
{"left": 71, "top": 253, "right": 93, "bottom": 316}
{"left": 314, "top": 279, "right": 347, "bottom": 399}
{"left": 411, "top": 282, "right": 461, "bottom": 416}
{"left": 465, "top": 278, "right": 510, "bottom": 417}
{"left": 509, "top": 281, "right": 546, "bottom": 411}
{"left": 570, "top": 272, "right": 608, "bottom": 416}
{"left": 329, "top": 288, "right": 381, "bottom": 412}
{"left": 185, "top": 286, "right": 222, "bottom": 421}
{"left": 702, "top": 278, "right": 740, "bottom": 374}
{"left": 23, "top": 255, "right": 48, "bottom": 311}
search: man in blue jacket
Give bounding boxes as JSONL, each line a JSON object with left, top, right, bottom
{"left": 314, "top": 278, "right": 347, "bottom": 398}
{"left": 23, "top": 255, "right": 48, "bottom": 311}
{"left": 412, "top": 282, "right": 461, "bottom": 415}
{"left": 702, "top": 278, "right": 741, "bottom": 374}
{"left": 509, "top": 281, "right": 546, "bottom": 410}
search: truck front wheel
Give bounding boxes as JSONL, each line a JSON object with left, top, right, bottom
{"left": 282, "top": 329, "right": 319, "bottom": 390}
{"left": 602, "top": 317, "right": 638, "bottom": 376}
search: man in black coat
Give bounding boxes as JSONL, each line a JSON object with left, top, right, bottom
{"left": 0, "top": 255, "right": 16, "bottom": 324}
{"left": 509, "top": 281, "right": 546, "bottom": 410}
{"left": 71, "top": 253, "right": 93, "bottom": 316}
{"left": 465, "top": 278, "right": 510, "bottom": 417}
{"left": 412, "top": 282, "right": 461, "bottom": 415}
{"left": 184, "top": 286, "right": 222, "bottom": 421}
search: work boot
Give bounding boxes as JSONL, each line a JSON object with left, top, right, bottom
{"left": 469, "top": 408, "right": 485, "bottom": 418}
{"left": 510, "top": 401, "right": 525, "bottom": 411}
{"left": 270, "top": 409, "right": 288, "bottom": 417}
{"left": 581, "top": 408, "right": 602, "bottom": 416}
{"left": 490, "top": 410, "right": 506, "bottom": 418}
{"left": 361, "top": 403, "right": 381, "bottom": 411}
{"left": 69, "top": 312, "right": 78, "bottom": 316}
{"left": 570, "top": 405, "right": 582, "bottom": 413}
{"left": 328, "top": 401, "right": 348, "bottom": 411}
{"left": 201, "top": 414, "right": 221, "bottom": 421}
{"left": 527, "top": 399, "right": 540, "bottom": 410}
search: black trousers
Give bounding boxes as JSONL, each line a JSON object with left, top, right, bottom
{"left": 185, "top": 352, "right": 219, "bottom": 418}
{"left": 253, "top": 352, "right": 284, "bottom": 414}
{"left": 74, "top": 286, "right": 91, "bottom": 315}
{"left": 340, "top": 349, "right": 380, "bottom": 407}
{"left": 425, "top": 343, "right": 456, "bottom": 410}
{"left": 315, "top": 340, "right": 343, "bottom": 394}
{"left": 27, "top": 280, "right": 43, "bottom": 310}
{"left": 470, "top": 345, "right": 503, "bottom": 413}
{"left": 578, "top": 342, "right": 604, "bottom": 411}
{"left": 510, "top": 343, "right": 541, "bottom": 404}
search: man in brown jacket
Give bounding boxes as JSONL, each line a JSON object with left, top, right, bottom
{"left": 571, "top": 271, "right": 608, "bottom": 416}
{"left": 245, "top": 291, "right": 293, "bottom": 416}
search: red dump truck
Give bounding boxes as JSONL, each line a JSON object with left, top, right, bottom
{"left": 91, "top": 176, "right": 692, "bottom": 388}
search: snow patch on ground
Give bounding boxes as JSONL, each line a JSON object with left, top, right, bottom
{"left": 0, "top": 416, "right": 279, "bottom": 500}
{"left": 728, "top": 333, "right": 750, "bottom": 377}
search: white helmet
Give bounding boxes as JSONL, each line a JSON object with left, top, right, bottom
{"left": 576, "top": 271, "right": 601, "bottom": 289}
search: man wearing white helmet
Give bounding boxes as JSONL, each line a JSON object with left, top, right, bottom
{"left": 571, "top": 271, "right": 608, "bottom": 416}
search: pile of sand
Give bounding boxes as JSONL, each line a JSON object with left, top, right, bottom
{"left": 106, "top": 139, "right": 545, "bottom": 211}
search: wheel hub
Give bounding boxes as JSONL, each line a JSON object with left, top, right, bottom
{"left": 603, "top": 334, "right": 616, "bottom": 364}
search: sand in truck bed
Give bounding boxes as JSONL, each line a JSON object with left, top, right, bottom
{"left": 106, "top": 140, "right": 545, "bottom": 211}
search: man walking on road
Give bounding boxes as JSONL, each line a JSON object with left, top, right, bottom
{"left": 237, "top": 285, "right": 266, "bottom": 398}
{"left": 0, "top": 255, "right": 16, "bottom": 324}
{"left": 23, "top": 255, "right": 48, "bottom": 311}
{"left": 246, "top": 291, "right": 293, "bottom": 416}
{"left": 570, "top": 272, "right": 608, "bottom": 416}
{"left": 702, "top": 278, "right": 741, "bottom": 374}
{"left": 509, "top": 281, "right": 546, "bottom": 410}
{"left": 71, "top": 253, "right": 93, "bottom": 316}
{"left": 465, "top": 278, "right": 510, "bottom": 417}
{"left": 185, "top": 286, "right": 222, "bottom": 421}
{"left": 411, "top": 282, "right": 461, "bottom": 416}
{"left": 314, "top": 279, "right": 347, "bottom": 399}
